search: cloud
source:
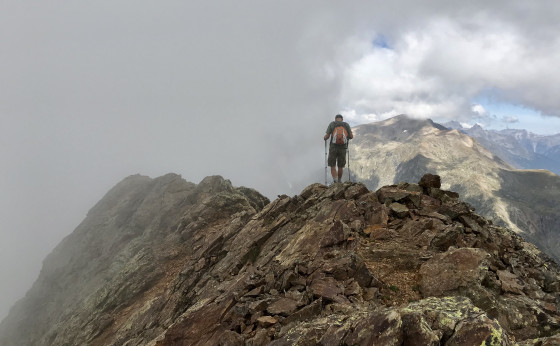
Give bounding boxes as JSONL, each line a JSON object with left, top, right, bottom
{"left": 502, "top": 116, "right": 520, "bottom": 124}
{"left": 0, "top": 1, "right": 346, "bottom": 320}
{"left": 338, "top": 5, "right": 560, "bottom": 125}
{"left": 472, "top": 104, "right": 487, "bottom": 117}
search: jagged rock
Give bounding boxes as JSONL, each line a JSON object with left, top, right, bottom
{"left": 299, "top": 183, "right": 326, "bottom": 201}
{"left": 419, "top": 247, "right": 489, "bottom": 297}
{"left": 376, "top": 186, "right": 422, "bottom": 208}
{"left": 364, "top": 198, "right": 389, "bottom": 225}
{"left": 429, "top": 187, "right": 460, "bottom": 201}
{"left": 401, "top": 313, "right": 440, "bottom": 345}
{"left": 247, "top": 329, "right": 272, "bottom": 345}
{"left": 544, "top": 271, "right": 560, "bottom": 293}
{"left": 497, "top": 270, "right": 524, "bottom": 294}
{"left": 401, "top": 296, "right": 512, "bottom": 345}
{"left": 248, "top": 299, "right": 268, "bottom": 314}
{"left": 437, "top": 202, "right": 472, "bottom": 221}
{"left": 429, "top": 223, "right": 463, "bottom": 251}
{"left": 344, "top": 182, "right": 369, "bottom": 200}
{"left": 309, "top": 276, "right": 348, "bottom": 304}
{"left": 418, "top": 173, "right": 441, "bottom": 189}
{"left": 282, "top": 298, "right": 322, "bottom": 325}
{"left": 518, "top": 335, "right": 560, "bottom": 345}
{"left": 446, "top": 314, "right": 510, "bottom": 346}
{"left": 266, "top": 298, "right": 299, "bottom": 316}
{"left": 377, "top": 186, "right": 411, "bottom": 204}
{"left": 318, "top": 220, "right": 347, "bottom": 248}
{"left": 344, "top": 279, "right": 362, "bottom": 296}
{"left": 1, "top": 173, "right": 559, "bottom": 345}
{"left": 257, "top": 316, "right": 278, "bottom": 328}
{"left": 459, "top": 214, "right": 484, "bottom": 233}
{"left": 397, "top": 181, "right": 424, "bottom": 193}
{"left": 343, "top": 310, "right": 403, "bottom": 345}
{"left": 389, "top": 202, "right": 409, "bottom": 218}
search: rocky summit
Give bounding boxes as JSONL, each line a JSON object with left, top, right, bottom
{"left": 1, "top": 173, "right": 560, "bottom": 345}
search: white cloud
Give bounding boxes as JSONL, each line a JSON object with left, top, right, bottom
{"left": 472, "top": 104, "right": 487, "bottom": 116}
{"left": 502, "top": 116, "right": 520, "bottom": 124}
{"left": 338, "top": 12, "right": 560, "bottom": 125}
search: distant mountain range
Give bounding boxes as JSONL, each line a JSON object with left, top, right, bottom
{"left": 349, "top": 115, "right": 560, "bottom": 263}
{"left": 443, "top": 121, "right": 560, "bottom": 175}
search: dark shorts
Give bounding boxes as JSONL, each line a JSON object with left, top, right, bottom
{"left": 328, "top": 145, "right": 347, "bottom": 167}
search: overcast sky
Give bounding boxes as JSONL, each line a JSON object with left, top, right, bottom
{"left": 2, "top": 1, "right": 560, "bottom": 320}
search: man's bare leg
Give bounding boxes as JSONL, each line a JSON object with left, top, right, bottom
{"left": 330, "top": 166, "right": 338, "bottom": 182}
{"left": 338, "top": 167, "right": 344, "bottom": 182}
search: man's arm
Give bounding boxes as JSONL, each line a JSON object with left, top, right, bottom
{"left": 346, "top": 123, "right": 354, "bottom": 139}
{"left": 324, "top": 122, "right": 333, "bottom": 140}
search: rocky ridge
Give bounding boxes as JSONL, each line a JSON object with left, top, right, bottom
{"left": 0, "top": 173, "right": 559, "bottom": 345}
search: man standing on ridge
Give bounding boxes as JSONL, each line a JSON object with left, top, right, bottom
{"left": 324, "top": 114, "right": 353, "bottom": 184}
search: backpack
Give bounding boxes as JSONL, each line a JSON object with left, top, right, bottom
{"left": 332, "top": 124, "right": 348, "bottom": 145}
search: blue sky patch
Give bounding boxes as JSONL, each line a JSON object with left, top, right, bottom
{"left": 373, "top": 35, "right": 392, "bottom": 49}
{"left": 472, "top": 98, "right": 560, "bottom": 134}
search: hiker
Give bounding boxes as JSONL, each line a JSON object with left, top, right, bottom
{"left": 324, "top": 114, "right": 353, "bottom": 184}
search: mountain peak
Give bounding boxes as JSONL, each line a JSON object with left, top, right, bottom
{"left": 354, "top": 115, "right": 448, "bottom": 141}
{"left": 378, "top": 114, "right": 445, "bottom": 130}
{"left": 1, "top": 173, "right": 559, "bottom": 345}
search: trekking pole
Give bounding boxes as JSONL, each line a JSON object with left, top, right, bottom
{"left": 324, "top": 140, "right": 328, "bottom": 185}
{"left": 347, "top": 141, "right": 351, "bottom": 182}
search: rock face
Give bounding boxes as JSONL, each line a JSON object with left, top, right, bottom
{"left": 1, "top": 173, "right": 559, "bottom": 345}
{"left": 350, "top": 114, "right": 560, "bottom": 264}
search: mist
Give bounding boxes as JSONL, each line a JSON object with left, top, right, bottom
{"left": 0, "top": 1, "right": 347, "bottom": 320}
{"left": 3, "top": 0, "right": 560, "bottom": 320}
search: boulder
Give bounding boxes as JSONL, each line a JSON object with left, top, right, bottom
{"left": 419, "top": 247, "right": 489, "bottom": 297}
{"left": 389, "top": 202, "right": 409, "bottom": 218}
{"left": 446, "top": 314, "right": 510, "bottom": 346}
{"left": 266, "top": 298, "right": 299, "bottom": 316}
{"left": 257, "top": 316, "right": 278, "bottom": 328}
{"left": 309, "top": 276, "right": 348, "bottom": 304}
{"left": 401, "top": 296, "right": 512, "bottom": 345}
{"left": 497, "top": 270, "right": 524, "bottom": 295}
{"left": 418, "top": 174, "right": 441, "bottom": 189}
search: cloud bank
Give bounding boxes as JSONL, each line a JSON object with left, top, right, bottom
{"left": 338, "top": 5, "right": 560, "bottom": 124}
